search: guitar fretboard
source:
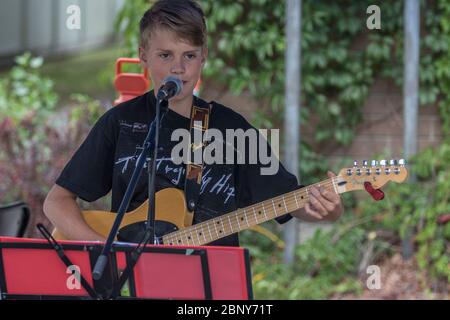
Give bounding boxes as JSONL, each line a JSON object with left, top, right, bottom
{"left": 162, "top": 177, "right": 339, "bottom": 246}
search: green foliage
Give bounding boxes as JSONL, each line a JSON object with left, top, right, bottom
{"left": 0, "top": 53, "right": 106, "bottom": 236}
{"left": 0, "top": 53, "right": 57, "bottom": 133}
{"left": 241, "top": 224, "right": 371, "bottom": 299}
{"left": 434, "top": 0, "right": 450, "bottom": 139}
{"left": 357, "top": 142, "right": 450, "bottom": 285}
{"left": 114, "top": 0, "right": 153, "bottom": 58}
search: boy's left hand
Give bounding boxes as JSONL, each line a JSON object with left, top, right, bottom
{"left": 305, "top": 171, "right": 344, "bottom": 221}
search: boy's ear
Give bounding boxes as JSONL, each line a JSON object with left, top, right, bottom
{"left": 201, "top": 47, "right": 208, "bottom": 66}
{"left": 139, "top": 47, "right": 148, "bottom": 67}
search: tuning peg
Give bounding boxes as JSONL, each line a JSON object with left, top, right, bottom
{"left": 371, "top": 160, "right": 378, "bottom": 167}
{"left": 380, "top": 159, "right": 387, "bottom": 166}
{"left": 362, "top": 160, "right": 368, "bottom": 167}
{"left": 353, "top": 160, "right": 358, "bottom": 167}
{"left": 389, "top": 159, "right": 397, "bottom": 166}
{"left": 398, "top": 159, "right": 406, "bottom": 166}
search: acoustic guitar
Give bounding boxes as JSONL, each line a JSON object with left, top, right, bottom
{"left": 52, "top": 160, "right": 408, "bottom": 245}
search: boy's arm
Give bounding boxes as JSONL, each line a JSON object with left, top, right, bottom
{"left": 43, "top": 184, "right": 106, "bottom": 241}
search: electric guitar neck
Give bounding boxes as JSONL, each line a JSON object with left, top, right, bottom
{"left": 162, "top": 160, "right": 408, "bottom": 246}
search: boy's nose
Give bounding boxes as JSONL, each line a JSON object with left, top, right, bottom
{"left": 170, "top": 58, "right": 186, "bottom": 74}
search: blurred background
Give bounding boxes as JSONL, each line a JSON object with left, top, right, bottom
{"left": 0, "top": 0, "right": 448, "bottom": 299}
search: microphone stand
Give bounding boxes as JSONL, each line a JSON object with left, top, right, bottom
{"left": 109, "top": 96, "right": 169, "bottom": 299}
{"left": 92, "top": 94, "right": 168, "bottom": 283}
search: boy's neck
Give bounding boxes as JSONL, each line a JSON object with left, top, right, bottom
{"left": 167, "top": 95, "right": 193, "bottom": 119}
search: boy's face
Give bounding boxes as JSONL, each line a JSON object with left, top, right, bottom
{"left": 139, "top": 28, "right": 207, "bottom": 104}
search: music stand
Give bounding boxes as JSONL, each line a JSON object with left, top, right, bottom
{"left": 0, "top": 237, "right": 97, "bottom": 299}
{"left": 0, "top": 237, "right": 253, "bottom": 300}
{"left": 115, "top": 244, "right": 253, "bottom": 300}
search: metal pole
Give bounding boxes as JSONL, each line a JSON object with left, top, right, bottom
{"left": 403, "top": 0, "right": 420, "bottom": 259}
{"left": 283, "top": 0, "right": 301, "bottom": 265}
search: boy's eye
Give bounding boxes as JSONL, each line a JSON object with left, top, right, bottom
{"left": 159, "top": 53, "right": 170, "bottom": 59}
{"left": 185, "top": 54, "right": 196, "bottom": 60}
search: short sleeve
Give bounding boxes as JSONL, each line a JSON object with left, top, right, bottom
{"left": 55, "top": 112, "right": 115, "bottom": 202}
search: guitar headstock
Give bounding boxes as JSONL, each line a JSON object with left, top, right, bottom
{"left": 336, "top": 159, "right": 408, "bottom": 193}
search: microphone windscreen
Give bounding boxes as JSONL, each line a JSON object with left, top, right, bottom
{"left": 162, "top": 76, "right": 183, "bottom": 96}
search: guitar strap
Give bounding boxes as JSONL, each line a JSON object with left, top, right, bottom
{"left": 184, "top": 96, "right": 211, "bottom": 223}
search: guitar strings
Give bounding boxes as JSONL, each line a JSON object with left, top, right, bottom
{"left": 164, "top": 178, "right": 338, "bottom": 245}
{"left": 163, "top": 177, "right": 339, "bottom": 245}
{"left": 164, "top": 179, "right": 337, "bottom": 246}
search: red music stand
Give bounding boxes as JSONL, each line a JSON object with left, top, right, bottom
{"left": 115, "top": 244, "right": 253, "bottom": 300}
{"left": 0, "top": 237, "right": 253, "bottom": 300}
{"left": 0, "top": 237, "right": 96, "bottom": 299}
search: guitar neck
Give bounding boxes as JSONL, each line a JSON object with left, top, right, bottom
{"left": 163, "top": 177, "right": 341, "bottom": 246}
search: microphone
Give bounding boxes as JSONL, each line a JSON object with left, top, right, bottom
{"left": 157, "top": 76, "right": 183, "bottom": 100}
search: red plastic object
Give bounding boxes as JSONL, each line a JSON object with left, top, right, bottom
{"left": 0, "top": 237, "right": 252, "bottom": 300}
{"left": 437, "top": 214, "right": 450, "bottom": 225}
{"left": 364, "top": 182, "right": 385, "bottom": 201}
{"left": 0, "top": 237, "right": 94, "bottom": 297}
{"left": 114, "top": 58, "right": 151, "bottom": 106}
{"left": 133, "top": 245, "right": 250, "bottom": 300}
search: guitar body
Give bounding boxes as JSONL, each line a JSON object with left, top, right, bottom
{"left": 52, "top": 188, "right": 193, "bottom": 241}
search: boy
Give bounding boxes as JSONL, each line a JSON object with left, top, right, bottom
{"left": 44, "top": 0, "right": 343, "bottom": 246}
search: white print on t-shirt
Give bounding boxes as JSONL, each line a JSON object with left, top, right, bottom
{"left": 114, "top": 156, "right": 235, "bottom": 204}
{"left": 200, "top": 169, "right": 235, "bottom": 204}
{"left": 119, "top": 120, "right": 148, "bottom": 133}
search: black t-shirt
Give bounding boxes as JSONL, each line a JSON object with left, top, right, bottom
{"left": 56, "top": 91, "right": 299, "bottom": 246}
